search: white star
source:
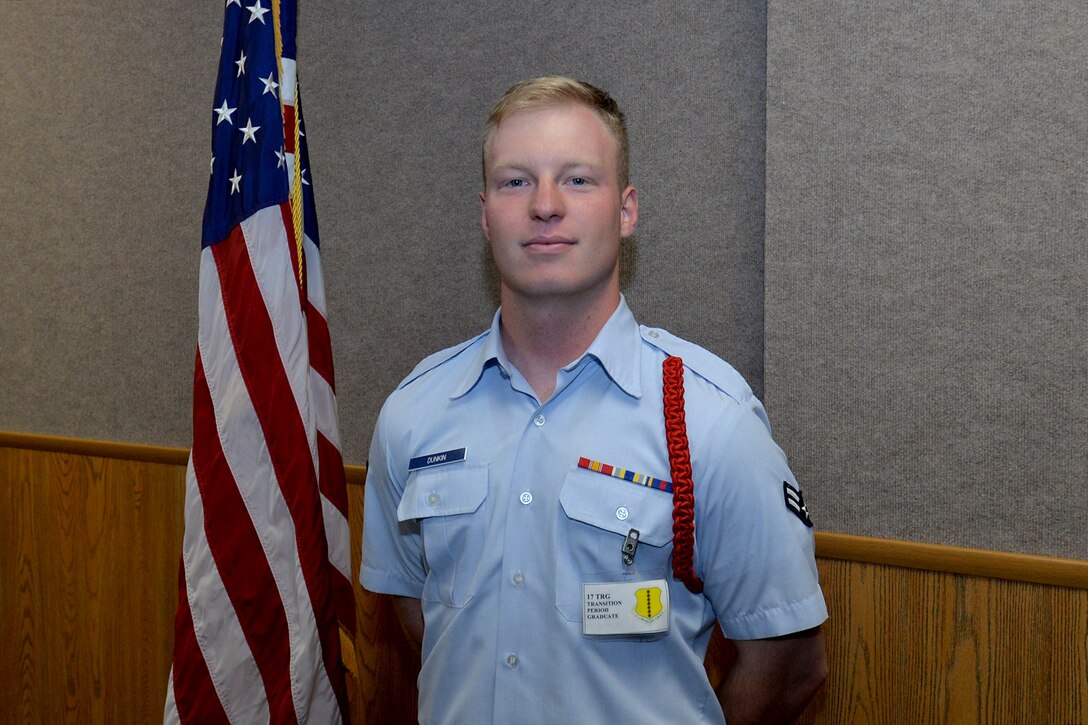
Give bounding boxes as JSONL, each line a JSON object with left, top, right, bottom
{"left": 235, "top": 51, "right": 247, "bottom": 77}
{"left": 210, "top": 155, "right": 215, "bottom": 175}
{"left": 229, "top": 170, "right": 242, "bottom": 194}
{"left": 259, "top": 72, "right": 279, "bottom": 97}
{"left": 301, "top": 168, "right": 310, "bottom": 186}
{"left": 239, "top": 118, "right": 260, "bottom": 144}
{"left": 247, "top": 1, "right": 270, "bottom": 24}
{"left": 226, "top": 0, "right": 241, "bottom": 6}
{"left": 275, "top": 149, "right": 285, "bottom": 168}
{"left": 213, "top": 100, "right": 237, "bottom": 126}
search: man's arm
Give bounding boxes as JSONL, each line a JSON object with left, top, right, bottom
{"left": 391, "top": 595, "right": 424, "bottom": 655}
{"left": 716, "top": 626, "right": 827, "bottom": 725}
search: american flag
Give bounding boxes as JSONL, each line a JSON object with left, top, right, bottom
{"left": 165, "top": 1, "right": 352, "bottom": 722}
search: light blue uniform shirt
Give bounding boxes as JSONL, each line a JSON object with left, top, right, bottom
{"left": 361, "top": 298, "right": 827, "bottom": 724}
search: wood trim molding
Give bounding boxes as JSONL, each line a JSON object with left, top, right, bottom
{"left": 816, "top": 532, "right": 1088, "bottom": 590}
{"left": 2, "top": 431, "right": 1084, "bottom": 589}
{"left": 0, "top": 431, "right": 369, "bottom": 484}
{"left": 0, "top": 431, "right": 191, "bottom": 465}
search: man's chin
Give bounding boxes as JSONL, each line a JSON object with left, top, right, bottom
{"left": 499, "top": 278, "right": 621, "bottom": 306}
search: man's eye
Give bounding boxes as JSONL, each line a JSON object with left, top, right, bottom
{"left": 504, "top": 179, "right": 527, "bottom": 188}
{"left": 569, "top": 177, "right": 588, "bottom": 186}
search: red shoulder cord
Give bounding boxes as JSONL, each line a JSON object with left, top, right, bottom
{"left": 663, "top": 355, "right": 704, "bottom": 594}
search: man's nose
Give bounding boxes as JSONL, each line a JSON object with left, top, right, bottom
{"left": 530, "top": 181, "right": 564, "bottom": 221}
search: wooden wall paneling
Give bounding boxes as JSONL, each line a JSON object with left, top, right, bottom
{"left": 348, "top": 473, "right": 419, "bottom": 724}
{"left": 818, "top": 531, "right": 1088, "bottom": 589}
{"left": 2, "top": 444, "right": 37, "bottom": 724}
{"left": 797, "top": 559, "right": 1088, "bottom": 724}
{"left": 0, "top": 446, "right": 185, "bottom": 724}
{"left": 3, "top": 438, "right": 1087, "bottom": 724}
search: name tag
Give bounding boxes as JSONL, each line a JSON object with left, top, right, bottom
{"left": 582, "top": 579, "right": 670, "bottom": 636}
{"left": 408, "top": 447, "right": 467, "bottom": 472}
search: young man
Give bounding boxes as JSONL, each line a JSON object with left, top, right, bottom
{"left": 361, "top": 76, "right": 828, "bottom": 724}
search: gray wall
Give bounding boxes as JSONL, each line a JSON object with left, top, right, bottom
{"left": 765, "top": 1, "right": 1087, "bottom": 558}
{"left": 1, "top": 2, "right": 1084, "bottom": 559}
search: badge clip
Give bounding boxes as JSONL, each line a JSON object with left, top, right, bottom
{"left": 622, "top": 528, "right": 640, "bottom": 566}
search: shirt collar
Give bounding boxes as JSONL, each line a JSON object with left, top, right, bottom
{"left": 449, "top": 308, "right": 509, "bottom": 399}
{"left": 450, "top": 295, "right": 643, "bottom": 400}
{"left": 563, "top": 296, "right": 643, "bottom": 398}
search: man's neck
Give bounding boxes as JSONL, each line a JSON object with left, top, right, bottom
{"left": 498, "top": 287, "right": 621, "bottom": 402}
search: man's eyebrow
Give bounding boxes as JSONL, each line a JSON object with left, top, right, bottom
{"left": 560, "top": 160, "right": 600, "bottom": 170}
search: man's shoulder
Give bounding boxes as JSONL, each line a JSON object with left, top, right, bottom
{"left": 395, "top": 329, "right": 490, "bottom": 392}
{"left": 637, "top": 325, "right": 754, "bottom": 406}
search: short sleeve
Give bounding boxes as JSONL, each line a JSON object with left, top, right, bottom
{"left": 692, "top": 398, "right": 828, "bottom": 640}
{"left": 359, "top": 400, "right": 426, "bottom": 598}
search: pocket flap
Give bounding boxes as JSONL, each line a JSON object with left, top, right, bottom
{"left": 397, "top": 463, "right": 488, "bottom": 521}
{"left": 559, "top": 467, "right": 674, "bottom": 546}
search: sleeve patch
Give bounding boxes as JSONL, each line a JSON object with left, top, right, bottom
{"left": 783, "top": 481, "right": 814, "bottom": 527}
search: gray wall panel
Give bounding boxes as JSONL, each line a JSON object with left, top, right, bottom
{"left": 765, "top": 1, "right": 1087, "bottom": 557}
{"left": 0, "top": 3, "right": 215, "bottom": 447}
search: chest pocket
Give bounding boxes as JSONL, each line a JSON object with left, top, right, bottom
{"left": 555, "top": 466, "right": 674, "bottom": 622}
{"left": 398, "top": 463, "right": 489, "bottom": 608}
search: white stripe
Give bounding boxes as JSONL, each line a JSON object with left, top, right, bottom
{"left": 310, "top": 366, "right": 341, "bottom": 451}
{"left": 163, "top": 668, "right": 179, "bottom": 725}
{"left": 200, "top": 244, "right": 339, "bottom": 723}
{"left": 181, "top": 455, "right": 266, "bottom": 723}
{"left": 280, "top": 58, "right": 296, "bottom": 105}
{"left": 285, "top": 151, "right": 297, "bottom": 192}
{"left": 323, "top": 495, "right": 352, "bottom": 580}
{"left": 304, "top": 233, "right": 328, "bottom": 317}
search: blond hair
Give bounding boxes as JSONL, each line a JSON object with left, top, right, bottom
{"left": 482, "top": 76, "right": 630, "bottom": 189}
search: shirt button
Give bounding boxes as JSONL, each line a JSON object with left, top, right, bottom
{"left": 506, "top": 653, "right": 519, "bottom": 669}
{"left": 512, "top": 571, "right": 524, "bottom": 588}
{"left": 519, "top": 491, "right": 533, "bottom": 505}
{"left": 648, "top": 330, "right": 660, "bottom": 339}
{"left": 616, "top": 506, "right": 630, "bottom": 521}
{"left": 426, "top": 492, "right": 439, "bottom": 506}
{"left": 533, "top": 414, "right": 546, "bottom": 427}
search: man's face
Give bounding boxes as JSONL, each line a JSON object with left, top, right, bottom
{"left": 480, "top": 103, "right": 637, "bottom": 306}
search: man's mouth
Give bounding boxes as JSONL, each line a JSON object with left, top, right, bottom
{"left": 524, "top": 236, "right": 576, "bottom": 251}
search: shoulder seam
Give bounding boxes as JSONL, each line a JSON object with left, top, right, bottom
{"left": 397, "top": 330, "right": 488, "bottom": 390}
{"left": 639, "top": 325, "right": 753, "bottom": 405}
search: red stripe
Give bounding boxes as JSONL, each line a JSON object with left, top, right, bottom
{"left": 307, "top": 300, "right": 335, "bottom": 390}
{"left": 284, "top": 104, "right": 297, "bottom": 154}
{"left": 316, "top": 429, "right": 354, "bottom": 636}
{"left": 192, "top": 352, "right": 297, "bottom": 724}
{"left": 601, "top": 463, "right": 614, "bottom": 476}
{"left": 213, "top": 226, "right": 348, "bottom": 717}
{"left": 317, "top": 432, "right": 348, "bottom": 518}
{"left": 171, "top": 559, "right": 230, "bottom": 725}
{"left": 331, "top": 570, "right": 357, "bottom": 636}
{"left": 578, "top": 456, "right": 591, "bottom": 469}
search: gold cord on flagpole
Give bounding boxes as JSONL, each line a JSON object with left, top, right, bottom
{"left": 291, "top": 90, "right": 305, "bottom": 293}
{"left": 271, "top": 0, "right": 305, "bottom": 291}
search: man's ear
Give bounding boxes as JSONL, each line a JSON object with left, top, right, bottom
{"left": 479, "top": 190, "right": 491, "bottom": 241}
{"left": 619, "top": 186, "right": 638, "bottom": 239}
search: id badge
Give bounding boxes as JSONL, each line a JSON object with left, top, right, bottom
{"left": 582, "top": 579, "right": 670, "bottom": 636}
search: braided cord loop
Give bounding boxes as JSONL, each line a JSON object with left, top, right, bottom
{"left": 662, "top": 355, "right": 704, "bottom": 594}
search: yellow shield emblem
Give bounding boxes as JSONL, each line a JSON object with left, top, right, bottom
{"left": 633, "top": 586, "right": 664, "bottom": 622}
